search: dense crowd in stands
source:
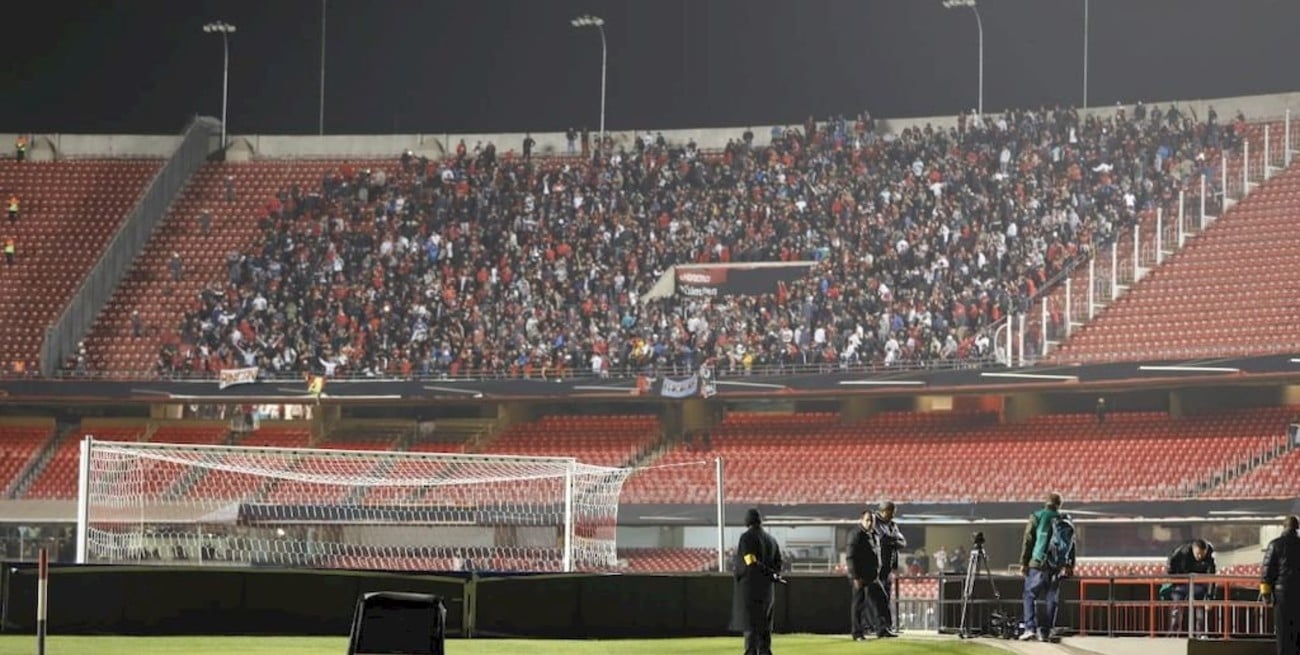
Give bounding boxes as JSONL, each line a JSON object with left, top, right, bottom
{"left": 157, "top": 104, "right": 1242, "bottom": 379}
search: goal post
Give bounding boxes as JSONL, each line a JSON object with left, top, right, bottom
{"left": 75, "top": 436, "right": 632, "bottom": 573}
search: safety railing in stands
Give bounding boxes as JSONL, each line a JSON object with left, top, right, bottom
{"left": 24, "top": 351, "right": 1000, "bottom": 383}
{"left": 39, "top": 116, "right": 223, "bottom": 377}
{"left": 991, "top": 110, "right": 1297, "bottom": 367}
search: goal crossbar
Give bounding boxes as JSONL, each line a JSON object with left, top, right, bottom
{"left": 76, "top": 436, "right": 630, "bottom": 573}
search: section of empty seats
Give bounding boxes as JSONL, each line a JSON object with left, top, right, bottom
{"left": 616, "top": 547, "right": 716, "bottom": 572}
{"left": 1052, "top": 161, "right": 1300, "bottom": 363}
{"left": 22, "top": 427, "right": 146, "bottom": 499}
{"left": 235, "top": 427, "right": 311, "bottom": 448}
{"left": 480, "top": 415, "right": 661, "bottom": 466}
{"left": 0, "top": 159, "right": 162, "bottom": 374}
{"left": 80, "top": 160, "right": 385, "bottom": 375}
{"left": 149, "top": 425, "right": 229, "bottom": 444}
{"left": 623, "top": 408, "right": 1293, "bottom": 505}
{"left": 0, "top": 423, "right": 55, "bottom": 492}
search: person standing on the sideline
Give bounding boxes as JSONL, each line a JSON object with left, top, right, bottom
{"left": 846, "top": 509, "right": 887, "bottom": 640}
{"left": 873, "top": 502, "right": 906, "bottom": 637}
{"left": 1260, "top": 515, "right": 1300, "bottom": 655}
{"left": 731, "top": 508, "right": 782, "bottom": 655}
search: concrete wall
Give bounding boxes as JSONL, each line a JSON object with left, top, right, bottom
{"left": 10, "top": 89, "right": 1300, "bottom": 159}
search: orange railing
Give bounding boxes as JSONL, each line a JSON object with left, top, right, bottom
{"left": 1078, "top": 575, "right": 1272, "bottom": 639}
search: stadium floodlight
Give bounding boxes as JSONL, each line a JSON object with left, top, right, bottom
{"left": 202, "top": 21, "right": 237, "bottom": 151}
{"left": 941, "top": 0, "right": 983, "bottom": 117}
{"left": 570, "top": 14, "right": 607, "bottom": 158}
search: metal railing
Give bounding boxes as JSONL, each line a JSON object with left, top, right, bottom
{"left": 39, "top": 116, "right": 221, "bottom": 377}
{"left": 908, "top": 573, "right": 1274, "bottom": 641}
{"left": 25, "top": 350, "right": 1001, "bottom": 383}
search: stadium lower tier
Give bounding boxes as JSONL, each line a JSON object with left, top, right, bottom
{"left": 7, "top": 407, "right": 1295, "bottom": 503}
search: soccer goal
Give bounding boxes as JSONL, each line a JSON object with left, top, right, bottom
{"left": 74, "top": 437, "right": 635, "bottom": 572}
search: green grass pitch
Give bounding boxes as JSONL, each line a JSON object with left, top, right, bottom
{"left": 0, "top": 634, "right": 1006, "bottom": 655}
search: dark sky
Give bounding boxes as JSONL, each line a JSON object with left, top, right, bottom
{"left": 3, "top": 0, "right": 1297, "bottom": 135}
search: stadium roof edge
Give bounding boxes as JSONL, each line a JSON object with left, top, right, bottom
{"left": 11, "top": 89, "right": 1300, "bottom": 158}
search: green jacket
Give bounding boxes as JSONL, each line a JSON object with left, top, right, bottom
{"left": 1020, "top": 508, "right": 1060, "bottom": 570}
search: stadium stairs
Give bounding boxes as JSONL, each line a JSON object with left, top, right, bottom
{"left": 1038, "top": 122, "right": 1272, "bottom": 361}
{"left": 82, "top": 160, "right": 391, "bottom": 374}
{"left": 0, "top": 418, "right": 56, "bottom": 498}
{"left": 1051, "top": 148, "right": 1300, "bottom": 363}
{"left": 1202, "top": 439, "right": 1300, "bottom": 498}
{"left": 0, "top": 159, "right": 161, "bottom": 373}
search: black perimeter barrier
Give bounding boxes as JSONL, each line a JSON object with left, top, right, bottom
{"left": 0, "top": 564, "right": 1279, "bottom": 644}
{"left": 0, "top": 564, "right": 848, "bottom": 637}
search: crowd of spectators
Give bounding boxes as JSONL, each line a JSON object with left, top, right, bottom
{"left": 155, "top": 103, "right": 1241, "bottom": 380}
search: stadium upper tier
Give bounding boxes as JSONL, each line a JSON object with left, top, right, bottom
{"left": 10, "top": 408, "right": 1294, "bottom": 502}
{"left": 58, "top": 106, "right": 1249, "bottom": 379}
{"left": 0, "top": 160, "right": 162, "bottom": 373}
{"left": 1051, "top": 156, "right": 1300, "bottom": 362}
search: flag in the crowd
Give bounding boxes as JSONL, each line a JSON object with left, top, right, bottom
{"left": 308, "top": 375, "right": 326, "bottom": 397}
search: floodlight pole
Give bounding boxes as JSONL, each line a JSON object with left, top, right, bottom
{"left": 203, "top": 21, "right": 237, "bottom": 150}
{"left": 942, "top": 0, "right": 983, "bottom": 116}
{"left": 319, "top": 0, "right": 326, "bottom": 135}
{"left": 571, "top": 15, "right": 608, "bottom": 154}
{"left": 1083, "top": 0, "right": 1089, "bottom": 108}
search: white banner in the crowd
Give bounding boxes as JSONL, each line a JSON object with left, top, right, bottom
{"left": 218, "top": 367, "right": 259, "bottom": 390}
{"left": 700, "top": 365, "right": 716, "bottom": 398}
{"left": 660, "top": 375, "right": 700, "bottom": 399}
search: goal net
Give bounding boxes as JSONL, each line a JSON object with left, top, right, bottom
{"left": 75, "top": 438, "right": 631, "bottom": 572}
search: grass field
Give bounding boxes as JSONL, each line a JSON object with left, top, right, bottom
{"left": 0, "top": 634, "right": 1007, "bottom": 655}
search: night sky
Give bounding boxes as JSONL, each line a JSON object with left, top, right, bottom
{"left": 3, "top": 0, "right": 1297, "bottom": 135}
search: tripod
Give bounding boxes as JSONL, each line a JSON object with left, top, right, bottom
{"left": 957, "top": 541, "right": 1003, "bottom": 639}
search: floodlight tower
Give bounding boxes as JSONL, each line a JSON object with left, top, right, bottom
{"left": 941, "top": 0, "right": 982, "bottom": 116}
{"left": 202, "top": 20, "right": 237, "bottom": 149}
{"left": 570, "top": 14, "right": 607, "bottom": 154}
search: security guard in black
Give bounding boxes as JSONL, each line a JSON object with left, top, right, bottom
{"left": 731, "top": 508, "right": 782, "bottom": 655}
{"left": 1261, "top": 515, "right": 1300, "bottom": 655}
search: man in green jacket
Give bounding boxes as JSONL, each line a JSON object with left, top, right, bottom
{"left": 1019, "top": 493, "right": 1075, "bottom": 642}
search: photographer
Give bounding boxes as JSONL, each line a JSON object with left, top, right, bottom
{"left": 1019, "top": 493, "right": 1076, "bottom": 642}
{"left": 731, "top": 508, "right": 782, "bottom": 655}
{"left": 873, "top": 502, "right": 906, "bottom": 637}
{"left": 1162, "top": 539, "right": 1216, "bottom": 635}
{"left": 847, "top": 510, "right": 890, "bottom": 640}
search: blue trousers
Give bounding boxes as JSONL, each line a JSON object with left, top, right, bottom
{"left": 1023, "top": 568, "right": 1061, "bottom": 634}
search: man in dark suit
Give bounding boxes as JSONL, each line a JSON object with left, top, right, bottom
{"left": 847, "top": 509, "right": 890, "bottom": 640}
{"left": 731, "top": 508, "right": 783, "bottom": 655}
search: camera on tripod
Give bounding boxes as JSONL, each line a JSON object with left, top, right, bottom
{"left": 958, "top": 530, "right": 1016, "bottom": 640}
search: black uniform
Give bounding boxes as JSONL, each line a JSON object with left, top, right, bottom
{"left": 846, "top": 524, "right": 887, "bottom": 639}
{"left": 873, "top": 512, "right": 907, "bottom": 633}
{"left": 1262, "top": 528, "right": 1300, "bottom": 655}
{"left": 731, "top": 510, "right": 782, "bottom": 655}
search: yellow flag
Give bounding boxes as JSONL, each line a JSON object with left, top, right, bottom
{"left": 743, "top": 553, "right": 756, "bottom": 566}
{"left": 308, "top": 376, "right": 326, "bottom": 396}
